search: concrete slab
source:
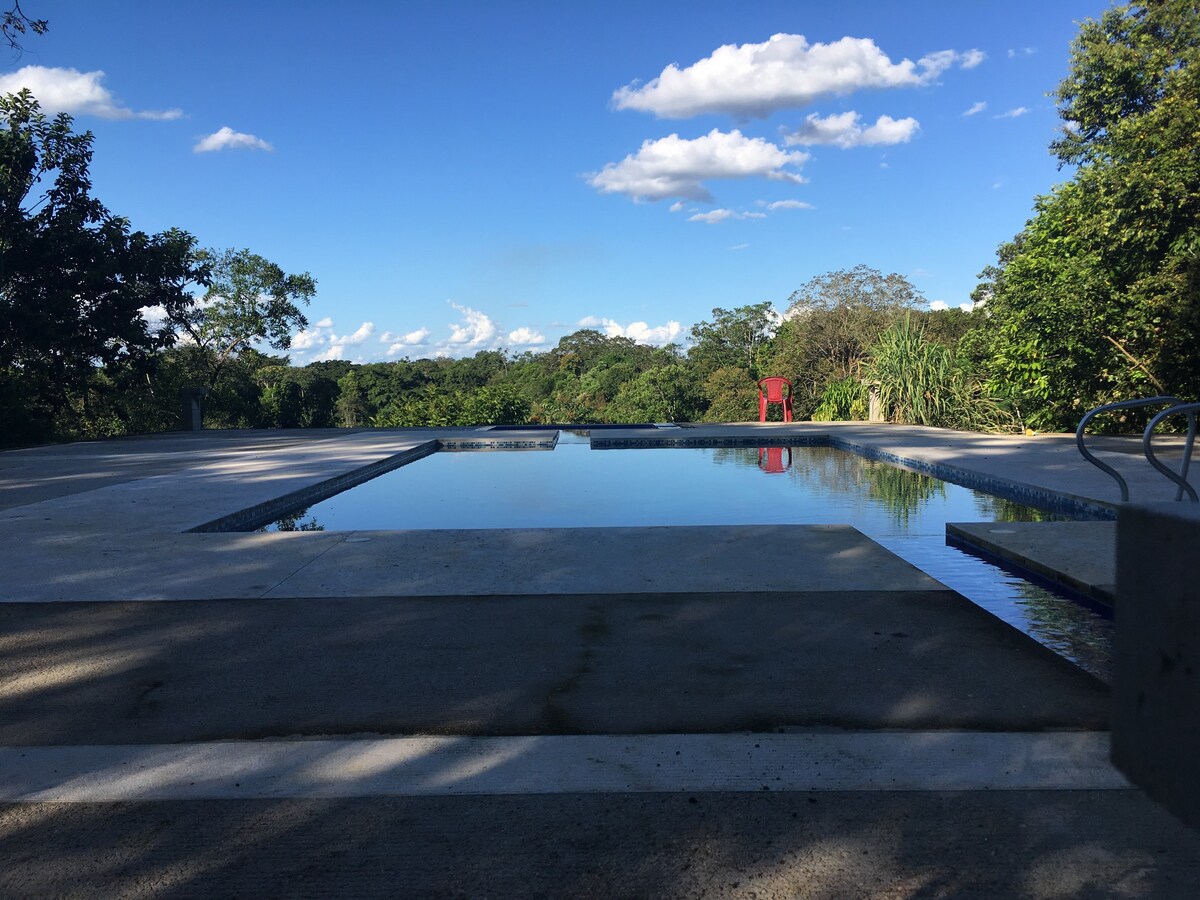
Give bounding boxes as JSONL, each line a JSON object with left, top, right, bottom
{"left": 3, "top": 525, "right": 939, "bottom": 602}
{"left": 4, "top": 791, "right": 1199, "bottom": 898}
{"left": 0, "top": 733, "right": 1130, "bottom": 801}
{"left": 947, "top": 521, "right": 1117, "bottom": 606}
{"left": 0, "top": 592, "right": 1107, "bottom": 745}
{"left": 263, "top": 525, "right": 943, "bottom": 598}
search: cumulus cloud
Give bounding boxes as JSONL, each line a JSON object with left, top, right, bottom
{"left": 194, "top": 126, "right": 274, "bottom": 153}
{"left": 669, "top": 200, "right": 685, "bottom": 213}
{"left": 963, "top": 101, "right": 988, "bottom": 116}
{"left": 0, "top": 65, "right": 182, "bottom": 120}
{"left": 313, "top": 345, "right": 345, "bottom": 362}
{"left": 687, "top": 208, "right": 766, "bottom": 224}
{"left": 447, "top": 302, "right": 498, "bottom": 348}
{"left": 588, "top": 128, "right": 807, "bottom": 202}
{"left": 577, "top": 316, "right": 683, "bottom": 346}
{"left": 291, "top": 327, "right": 327, "bottom": 350}
{"left": 612, "top": 34, "right": 984, "bottom": 119}
{"left": 330, "top": 322, "right": 374, "bottom": 346}
{"left": 385, "top": 327, "right": 432, "bottom": 357}
{"left": 508, "top": 327, "right": 546, "bottom": 345}
{"left": 996, "top": 107, "right": 1030, "bottom": 119}
{"left": 783, "top": 111, "right": 919, "bottom": 148}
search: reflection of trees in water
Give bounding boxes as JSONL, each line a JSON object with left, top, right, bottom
{"left": 971, "top": 494, "right": 1066, "bottom": 523}
{"left": 711, "top": 445, "right": 944, "bottom": 526}
{"left": 261, "top": 509, "right": 325, "bottom": 532}
{"left": 1006, "top": 578, "right": 1112, "bottom": 680}
{"left": 859, "top": 461, "right": 945, "bottom": 527}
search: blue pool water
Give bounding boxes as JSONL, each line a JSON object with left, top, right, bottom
{"left": 266, "top": 433, "right": 1113, "bottom": 679}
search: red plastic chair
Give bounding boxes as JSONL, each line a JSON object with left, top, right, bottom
{"left": 757, "top": 377, "right": 794, "bottom": 422}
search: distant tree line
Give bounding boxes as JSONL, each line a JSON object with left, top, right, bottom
{"left": 2, "top": 1, "right": 1196, "bottom": 446}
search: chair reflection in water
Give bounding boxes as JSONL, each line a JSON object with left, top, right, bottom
{"left": 758, "top": 446, "right": 792, "bottom": 473}
{"left": 757, "top": 377, "right": 794, "bottom": 422}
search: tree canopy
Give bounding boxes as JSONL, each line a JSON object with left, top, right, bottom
{"left": 975, "top": 0, "right": 1200, "bottom": 429}
{"left": 0, "top": 90, "right": 204, "bottom": 442}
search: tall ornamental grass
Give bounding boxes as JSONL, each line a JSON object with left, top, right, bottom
{"left": 864, "top": 316, "right": 1016, "bottom": 433}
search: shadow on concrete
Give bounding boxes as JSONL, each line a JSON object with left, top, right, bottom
{"left": 3, "top": 789, "right": 1199, "bottom": 897}
{"left": 0, "top": 592, "right": 1107, "bottom": 745}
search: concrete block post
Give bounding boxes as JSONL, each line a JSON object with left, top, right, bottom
{"left": 180, "top": 387, "right": 209, "bottom": 432}
{"left": 868, "top": 388, "right": 885, "bottom": 423}
{"left": 1113, "top": 501, "right": 1200, "bottom": 828}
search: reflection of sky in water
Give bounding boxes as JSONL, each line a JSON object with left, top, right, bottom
{"left": 270, "top": 438, "right": 1112, "bottom": 680}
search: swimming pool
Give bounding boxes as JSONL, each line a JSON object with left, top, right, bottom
{"left": 260, "top": 432, "right": 1113, "bottom": 679}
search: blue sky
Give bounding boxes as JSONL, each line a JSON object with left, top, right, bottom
{"left": 4, "top": 1, "right": 1106, "bottom": 362}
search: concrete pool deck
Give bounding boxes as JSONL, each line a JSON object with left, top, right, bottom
{"left": 2, "top": 423, "right": 1199, "bottom": 896}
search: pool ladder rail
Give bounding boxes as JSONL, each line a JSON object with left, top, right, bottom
{"left": 1076, "top": 396, "right": 1199, "bottom": 502}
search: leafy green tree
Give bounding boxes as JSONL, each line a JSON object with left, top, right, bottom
{"left": 765, "top": 265, "right": 921, "bottom": 417}
{"left": 170, "top": 247, "right": 315, "bottom": 391}
{"left": 0, "top": 90, "right": 205, "bottom": 444}
{"left": 687, "top": 302, "right": 778, "bottom": 380}
{"left": 607, "top": 363, "right": 702, "bottom": 423}
{"left": 975, "top": 0, "right": 1200, "bottom": 429}
{"left": 699, "top": 366, "right": 759, "bottom": 422}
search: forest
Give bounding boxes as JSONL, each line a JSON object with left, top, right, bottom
{"left": 2, "top": 1, "right": 1197, "bottom": 448}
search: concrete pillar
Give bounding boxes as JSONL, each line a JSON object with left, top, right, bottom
{"left": 868, "top": 388, "right": 885, "bottom": 423}
{"left": 180, "top": 387, "right": 209, "bottom": 432}
{"left": 1112, "top": 501, "right": 1200, "bottom": 827}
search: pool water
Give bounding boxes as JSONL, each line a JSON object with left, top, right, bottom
{"left": 266, "top": 433, "right": 1113, "bottom": 679}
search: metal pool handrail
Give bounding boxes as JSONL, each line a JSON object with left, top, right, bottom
{"left": 1076, "top": 396, "right": 1181, "bottom": 501}
{"left": 1143, "top": 402, "right": 1200, "bottom": 502}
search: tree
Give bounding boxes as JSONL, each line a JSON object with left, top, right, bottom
{"left": 0, "top": 90, "right": 205, "bottom": 444}
{"left": 687, "top": 302, "right": 778, "bottom": 380}
{"left": 974, "top": 0, "right": 1200, "bottom": 429}
{"left": 766, "top": 265, "right": 922, "bottom": 416}
{"left": 170, "top": 248, "right": 316, "bottom": 391}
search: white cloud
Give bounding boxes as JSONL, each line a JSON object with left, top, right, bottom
{"left": 729, "top": 243, "right": 750, "bottom": 251}
{"left": 313, "top": 345, "right": 345, "bottom": 362}
{"left": 194, "top": 126, "right": 274, "bottom": 153}
{"left": 687, "top": 208, "right": 766, "bottom": 224}
{"left": 447, "top": 302, "right": 498, "bottom": 348}
{"left": 315, "top": 317, "right": 333, "bottom": 328}
{"left": 765, "top": 199, "right": 814, "bottom": 210}
{"left": 386, "top": 328, "right": 432, "bottom": 356}
{"left": 958, "top": 49, "right": 987, "bottom": 69}
{"left": 784, "top": 111, "right": 919, "bottom": 148}
{"left": 669, "top": 200, "right": 685, "bottom": 213}
{"left": 291, "top": 327, "right": 327, "bottom": 350}
{"left": 589, "top": 128, "right": 807, "bottom": 202}
{"left": 330, "top": 322, "right": 374, "bottom": 346}
{"left": 0, "top": 65, "right": 182, "bottom": 120}
{"left": 963, "top": 101, "right": 988, "bottom": 116}
{"left": 612, "top": 34, "right": 983, "bottom": 119}
{"left": 996, "top": 107, "right": 1030, "bottom": 119}
{"left": 577, "top": 316, "right": 682, "bottom": 346}
{"left": 508, "top": 327, "right": 545, "bottom": 345}
{"left": 931, "top": 300, "right": 976, "bottom": 312}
